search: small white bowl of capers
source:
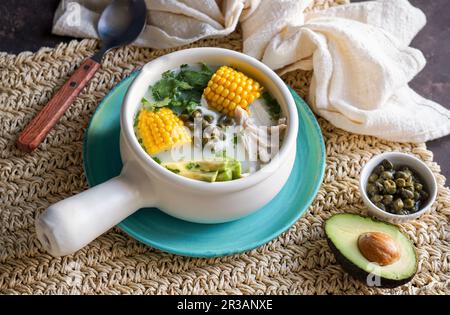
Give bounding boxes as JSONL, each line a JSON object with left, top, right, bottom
{"left": 359, "top": 152, "right": 437, "bottom": 224}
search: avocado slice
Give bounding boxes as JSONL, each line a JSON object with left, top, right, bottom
{"left": 165, "top": 164, "right": 218, "bottom": 182}
{"left": 216, "top": 169, "right": 233, "bottom": 182}
{"left": 228, "top": 159, "right": 241, "bottom": 179}
{"left": 180, "top": 169, "right": 218, "bottom": 182}
{"left": 195, "top": 160, "right": 231, "bottom": 172}
{"left": 162, "top": 158, "right": 241, "bottom": 182}
{"left": 324, "top": 213, "right": 417, "bottom": 288}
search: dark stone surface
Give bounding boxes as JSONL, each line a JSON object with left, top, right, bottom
{"left": 408, "top": 0, "right": 450, "bottom": 185}
{"left": 1, "top": 0, "right": 449, "bottom": 184}
{"left": 0, "top": 0, "right": 73, "bottom": 53}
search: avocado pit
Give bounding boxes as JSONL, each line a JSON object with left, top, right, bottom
{"left": 358, "top": 231, "right": 400, "bottom": 266}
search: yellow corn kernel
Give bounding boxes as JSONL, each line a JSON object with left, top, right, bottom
{"left": 203, "top": 66, "right": 263, "bottom": 117}
{"left": 136, "top": 107, "right": 191, "bottom": 155}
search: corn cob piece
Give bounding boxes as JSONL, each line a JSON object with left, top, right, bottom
{"left": 136, "top": 107, "right": 191, "bottom": 155}
{"left": 203, "top": 66, "right": 263, "bottom": 117}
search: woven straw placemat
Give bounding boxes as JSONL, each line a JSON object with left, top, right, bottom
{"left": 1, "top": 0, "right": 449, "bottom": 295}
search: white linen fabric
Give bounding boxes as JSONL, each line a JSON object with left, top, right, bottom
{"left": 53, "top": 0, "right": 450, "bottom": 143}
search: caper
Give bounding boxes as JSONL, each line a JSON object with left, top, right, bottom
{"left": 210, "top": 127, "right": 220, "bottom": 139}
{"left": 380, "top": 171, "right": 394, "bottom": 180}
{"left": 373, "top": 165, "right": 384, "bottom": 175}
{"left": 202, "top": 120, "right": 210, "bottom": 129}
{"left": 405, "top": 177, "right": 414, "bottom": 187}
{"left": 179, "top": 114, "right": 190, "bottom": 122}
{"left": 382, "top": 195, "right": 394, "bottom": 206}
{"left": 185, "top": 121, "right": 194, "bottom": 130}
{"left": 383, "top": 179, "right": 397, "bottom": 194}
{"left": 368, "top": 173, "right": 379, "bottom": 183}
{"left": 413, "top": 202, "right": 421, "bottom": 212}
{"left": 403, "top": 187, "right": 415, "bottom": 195}
{"left": 371, "top": 194, "right": 383, "bottom": 203}
{"left": 381, "top": 159, "right": 394, "bottom": 171}
{"left": 400, "top": 166, "right": 412, "bottom": 176}
{"left": 395, "top": 171, "right": 408, "bottom": 180}
{"left": 374, "top": 181, "right": 385, "bottom": 193}
{"left": 414, "top": 191, "right": 420, "bottom": 200}
{"left": 404, "top": 198, "right": 415, "bottom": 209}
{"left": 414, "top": 183, "right": 423, "bottom": 192}
{"left": 400, "top": 188, "right": 414, "bottom": 199}
{"left": 392, "top": 198, "right": 404, "bottom": 212}
{"left": 420, "top": 190, "right": 429, "bottom": 201}
{"left": 203, "top": 131, "right": 211, "bottom": 139}
{"left": 211, "top": 127, "right": 220, "bottom": 139}
{"left": 212, "top": 128, "right": 226, "bottom": 141}
{"left": 204, "top": 115, "right": 214, "bottom": 123}
{"left": 395, "top": 178, "right": 406, "bottom": 188}
{"left": 192, "top": 110, "right": 202, "bottom": 118}
{"left": 367, "top": 183, "right": 378, "bottom": 196}
{"left": 218, "top": 115, "right": 234, "bottom": 126}
{"left": 202, "top": 138, "right": 209, "bottom": 146}
{"left": 375, "top": 202, "right": 386, "bottom": 211}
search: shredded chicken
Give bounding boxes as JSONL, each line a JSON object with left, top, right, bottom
{"left": 235, "top": 106, "right": 287, "bottom": 163}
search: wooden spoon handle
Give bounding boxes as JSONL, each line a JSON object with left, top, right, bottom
{"left": 17, "top": 58, "right": 101, "bottom": 152}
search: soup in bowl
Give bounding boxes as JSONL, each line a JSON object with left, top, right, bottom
{"left": 133, "top": 62, "right": 288, "bottom": 182}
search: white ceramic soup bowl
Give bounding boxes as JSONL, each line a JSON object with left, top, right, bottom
{"left": 36, "top": 48, "right": 299, "bottom": 256}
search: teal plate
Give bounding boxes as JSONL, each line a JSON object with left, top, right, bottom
{"left": 83, "top": 71, "right": 325, "bottom": 257}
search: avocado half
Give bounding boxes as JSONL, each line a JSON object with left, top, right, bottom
{"left": 324, "top": 213, "right": 418, "bottom": 288}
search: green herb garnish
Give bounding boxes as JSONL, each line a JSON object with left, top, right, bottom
{"left": 262, "top": 91, "right": 281, "bottom": 120}
{"left": 142, "top": 63, "right": 214, "bottom": 113}
{"left": 186, "top": 162, "right": 198, "bottom": 170}
{"left": 152, "top": 157, "right": 161, "bottom": 164}
{"left": 166, "top": 167, "right": 180, "bottom": 174}
{"left": 233, "top": 135, "right": 238, "bottom": 145}
{"left": 141, "top": 97, "right": 171, "bottom": 112}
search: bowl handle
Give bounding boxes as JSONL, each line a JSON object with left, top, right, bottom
{"left": 35, "top": 163, "right": 150, "bottom": 256}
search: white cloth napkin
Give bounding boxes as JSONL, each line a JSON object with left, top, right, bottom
{"left": 53, "top": 0, "right": 450, "bottom": 143}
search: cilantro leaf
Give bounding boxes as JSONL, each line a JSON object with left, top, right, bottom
{"left": 166, "top": 167, "right": 180, "bottom": 174}
{"left": 186, "top": 162, "right": 199, "bottom": 170}
{"left": 200, "top": 62, "right": 213, "bottom": 75}
{"left": 177, "top": 69, "right": 211, "bottom": 88}
{"left": 145, "top": 63, "right": 214, "bottom": 113}
{"left": 151, "top": 77, "right": 192, "bottom": 101}
{"left": 161, "top": 70, "right": 175, "bottom": 79}
{"left": 141, "top": 97, "right": 171, "bottom": 112}
{"left": 262, "top": 91, "right": 281, "bottom": 120}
